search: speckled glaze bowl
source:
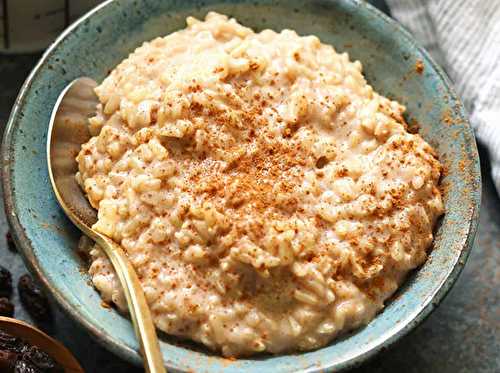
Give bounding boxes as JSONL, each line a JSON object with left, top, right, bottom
{"left": 1, "top": 0, "right": 481, "bottom": 371}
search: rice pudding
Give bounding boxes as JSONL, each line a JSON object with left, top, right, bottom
{"left": 76, "top": 12, "right": 444, "bottom": 357}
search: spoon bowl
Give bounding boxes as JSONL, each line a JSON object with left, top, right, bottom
{"left": 47, "top": 77, "right": 98, "bottom": 229}
{"left": 47, "top": 78, "right": 166, "bottom": 373}
{"left": 0, "top": 316, "right": 84, "bottom": 372}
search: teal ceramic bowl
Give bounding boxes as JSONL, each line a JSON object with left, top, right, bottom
{"left": 2, "top": 0, "right": 481, "bottom": 371}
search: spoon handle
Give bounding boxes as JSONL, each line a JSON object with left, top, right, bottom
{"left": 97, "top": 235, "right": 166, "bottom": 373}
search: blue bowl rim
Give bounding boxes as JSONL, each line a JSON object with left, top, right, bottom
{"left": 1, "top": 0, "right": 481, "bottom": 371}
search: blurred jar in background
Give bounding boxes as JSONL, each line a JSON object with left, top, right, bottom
{"left": 0, "top": 0, "right": 103, "bottom": 53}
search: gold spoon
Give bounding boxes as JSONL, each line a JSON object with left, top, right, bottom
{"left": 0, "top": 316, "right": 84, "bottom": 372}
{"left": 46, "top": 77, "right": 166, "bottom": 373}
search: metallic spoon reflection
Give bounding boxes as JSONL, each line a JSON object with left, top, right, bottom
{"left": 47, "top": 77, "right": 166, "bottom": 373}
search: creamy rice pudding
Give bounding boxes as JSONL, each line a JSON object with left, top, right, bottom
{"left": 76, "top": 12, "right": 444, "bottom": 357}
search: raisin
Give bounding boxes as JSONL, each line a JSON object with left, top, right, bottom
{"left": 0, "top": 297, "right": 14, "bottom": 317}
{"left": 22, "top": 346, "right": 63, "bottom": 372}
{"left": 0, "top": 331, "right": 64, "bottom": 373}
{"left": 0, "top": 349, "right": 18, "bottom": 372}
{"left": 14, "top": 359, "right": 42, "bottom": 373}
{"left": 0, "top": 330, "right": 25, "bottom": 354}
{"left": 18, "top": 275, "right": 51, "bottom": 322}
{"left": 6, "top": 231, "right": 17, "bottom": 252}
{"left": 0, "top": 265, "right": 13, "bottom": 298}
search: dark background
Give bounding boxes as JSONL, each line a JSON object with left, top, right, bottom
{"left": 0, "top": 1, "right": 498, "bottom": 372}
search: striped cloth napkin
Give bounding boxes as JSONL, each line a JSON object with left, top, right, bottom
{"left": 386, "top": 0, "right": 500, "bottom": 193}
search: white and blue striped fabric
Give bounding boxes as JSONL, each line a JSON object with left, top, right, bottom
{"left": 386, "top": 0, "right": 500, "bottom": 193}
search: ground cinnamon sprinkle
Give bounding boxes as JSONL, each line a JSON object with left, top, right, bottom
{"left": 80, "top": 12, "right": 445, "bottom": 358}
{"left": 415, "top": 59, "right": 424, "bottom": 74}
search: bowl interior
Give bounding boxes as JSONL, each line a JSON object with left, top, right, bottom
{"left": 2, "top": 0, "right": 480, "bottom": 372}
